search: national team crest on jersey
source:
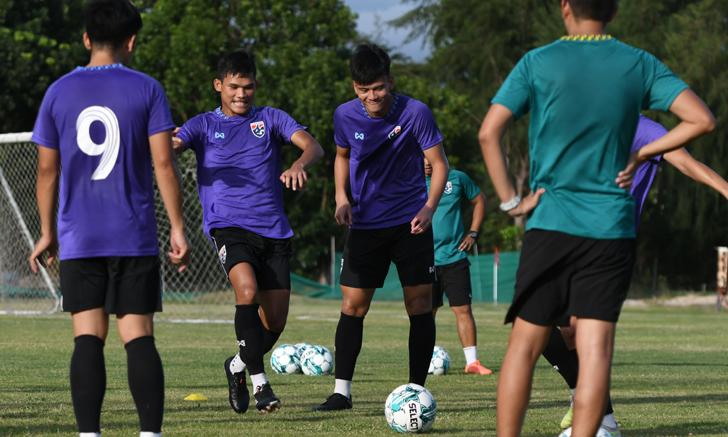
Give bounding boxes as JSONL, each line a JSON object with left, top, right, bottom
{"left": 388, "top": 126, "right": 402, "bottom": 140}
{"left": 444, "top": 182, "right": 453, "bottom": 194}
{"left": 250, "top": 121, "right": 265, "bottom": 138}
{"left": 218, "top": 245, "right": 227, "bottom": 264}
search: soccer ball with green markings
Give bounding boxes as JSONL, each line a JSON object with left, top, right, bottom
{"left": 300, "top": 345, "right": 333, "bottom": 376}
{"left": 270, "top": 344, "right": 301, "bottom": 374}
{"left": 384, "top": 383, "right": 436, "bottom": 433}
{"left": 428, "top": 346, "right": 450, "bottom": 376}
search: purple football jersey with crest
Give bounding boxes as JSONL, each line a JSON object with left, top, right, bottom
{"left": 31, "top": 64, "right": 175, "bottom": 260}
{"left": 630, "top": 115, "right": 668, "bottom": 228}
{"left": 177, "top": 106, "right": 306, "bottom": 240}
{"left": 334, "top": 94, "right": 444, "bottom": 229}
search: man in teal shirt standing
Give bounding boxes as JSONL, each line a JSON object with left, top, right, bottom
{"left": 479, "top": 1, "right": 715, "bottom": 436}
{"left": 425, "top": 159, "right": 491, "bottom": 375}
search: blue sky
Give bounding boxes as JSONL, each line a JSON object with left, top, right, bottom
{"left": 342, "top": 0, "right": 432, "bottom": 62}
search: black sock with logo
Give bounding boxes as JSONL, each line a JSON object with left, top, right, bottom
{"left": 235, "top": 304, "right": 265, "bottom": 375}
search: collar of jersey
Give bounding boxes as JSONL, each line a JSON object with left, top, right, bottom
{"left": 214, "top": 106, "right": 259, "bottom": 120}
{"left": 560, "top": 34, "right": 613, "bottom": 41}
{"left": 75, "top": 63, "right": 124, "bottom": 71}
{"left": 360, "top": 94, "right": 400, "bottom": 120}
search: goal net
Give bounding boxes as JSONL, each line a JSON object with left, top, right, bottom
{"left": 0, "top": 132, "right": 234, "bottom": 320}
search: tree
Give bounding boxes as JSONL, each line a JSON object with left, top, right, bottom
{"left": 0, "top": 0, "right": 87, "bottom": 133}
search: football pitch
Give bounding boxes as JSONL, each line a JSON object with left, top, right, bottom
{"left": 1, "top": 296, "right": 728, "bottom": 436}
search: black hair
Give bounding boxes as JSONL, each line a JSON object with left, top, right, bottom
{"left": 85, "top": 0, "right": 142, "bottom": 49}
{"left": 218, "top": 49, "right": 257, "bottom": 81}
{"left": 566, "top": 0, "right": 616, "bottom": 23}
{"left": 349, "top": 43, "right": 391, "bottom": 85}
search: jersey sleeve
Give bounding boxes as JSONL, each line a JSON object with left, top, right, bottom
{"left": 333, "top": 106, "right": 349, "bottom": 148}
{"left": 641, "top": 52, "right": 689, "bottom": 112}
{"left": 31, "top": 85, "right": 60, "bottom": 150}
{"left": 269, "top": 108, "right": 307, "bottom": 143}
{"left": 458, "top": 171, "right": 482, "bottom": 201}
{"left": 177, "top": 115, "right": 205, "bottom": 152}
{"left": 632, "top": 115, "right": 669, "bottom": 162}
{"left": 491, "top": 54, "right": 531, "bottom": 120}
{"left": 146, "top": 79, "right": 176, "bottom": 137}
{"left": 411, "top": 101, "right": 444, "bottom": 151}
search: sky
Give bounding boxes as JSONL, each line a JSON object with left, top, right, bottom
{"left": 342, "top": 0, "right": 432, "bottom": 63}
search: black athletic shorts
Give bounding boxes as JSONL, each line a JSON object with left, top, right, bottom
{"left": 59, "top": 256, "right": 162, "bottom": 314}
{"left": 506, "top": 229, "right": 636, "bottom": 326}
{"left": 340, "top": 223, "right": 436, "bottom": 289}
{"left": 432, "top": 258, "right": 472, "bottom": 308}
{"left": 211, "top": 227, "right": 292, "bottom": 290}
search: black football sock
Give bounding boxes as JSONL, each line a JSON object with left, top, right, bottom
{"left": 605, "top": 397, "right": 614, "bottom": 415}
{"left": 542, "top": 327, "right": 578, "bottom": 389}
{"left": 263, "top": 328, "right": 282, "bottom": 355}
{"left": 70, "top": 335, "right": 106, "bottom": 433}
{"left": 334, "top": 312, "right": 364, "bottom": 381}
{"left": 235, "top": 304, "right": 265, "bottom": 375}
{"left": 125, "top": 336, "right": 164, "bottom": 433}
{"left": 408, "top": 312, "right": 436, "bottom": 386}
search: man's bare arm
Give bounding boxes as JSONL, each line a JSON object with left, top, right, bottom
{"left": 459, "top": 192, "right": 487, "bottom": 252}
{"left": 28, "top": 146, "right": 60, "bottom": 273}
{"left": 663, "top": 148, "right": 728, "bottom": 199}
{"left": 412, "top": 144, "right": 449, "bottom": 234}
{"left": 334, "top": 146, "right": 353, "bottom": 226}
{"left": 150, "top": 130, "right": 192, "bottom": 272}
{"left": 479, "top": 104, "right": 545, "bottom": 217}
{"left": 280, "top": 130, "right": 325, "bottom": 191}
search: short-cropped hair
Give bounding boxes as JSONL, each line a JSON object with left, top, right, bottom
{"left": 349, "top": 44, "right": 391, "bottom": 85}
{"left": 85, "top": 0, "right": 142, "bottom": 49}
{"left": 218, "top": 49, "right": 257, "bottom": 81}
{"left": 567, "top": 0, "right": 616, "bottom": 23}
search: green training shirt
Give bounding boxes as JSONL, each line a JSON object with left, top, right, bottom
{"left": 427, "top": 169, "right": 482, "bottom": 266}
{"left": 492, "top": 35, "right": 688, "bottom": 239}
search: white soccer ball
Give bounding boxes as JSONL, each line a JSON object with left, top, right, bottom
{"left": 299, "top": 345, "right": 333, "bottom": 376}
{"left": 385, "top": 383, "right": 437, "bottom": 433}
{"left": 558, "top": 427, "right": 612, "bottom": 437}
{"left": 428, "top": 346, "right": 450, "bottom": 375}
{"left": 270, "top": 344, "right": 301, "bottom": 375}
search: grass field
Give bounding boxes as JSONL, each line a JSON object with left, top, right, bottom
{"left": 2, "top": 296, "right": 728, "bottom": 436}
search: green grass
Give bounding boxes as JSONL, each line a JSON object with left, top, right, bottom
{"left": 1, "top": 297, "right": 728, "bottom": 436}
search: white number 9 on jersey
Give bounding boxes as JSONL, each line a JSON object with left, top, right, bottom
{"left": 76, "top": 106, "right": 120, "bottom": 180}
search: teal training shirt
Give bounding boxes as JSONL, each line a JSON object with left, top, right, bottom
{"left": 492, "top": 35, "right": 688, "bottom": 239}
{"left": 427, "top": 169, "right": 482, "bottom": 266}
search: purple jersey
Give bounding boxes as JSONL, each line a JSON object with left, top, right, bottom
{"left": 31, "top": 64, "right": 175, "bottom": 260}
{"left": 630, "top": 115, "right": 668, "bottom": 228}
{"left": 334, "top": 94, "right": 444, "bottom": 229}
{"left": 177, "top": 106, "right": 305, "bottom": 240}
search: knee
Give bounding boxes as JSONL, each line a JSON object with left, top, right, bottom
{"left": 266, "top": 316, "right": 287, "bottom": 333}
{"left": 451, "top": 305, "right": 473, "bottom": 319}
{"left": 341, "top": 300, "right": 370, "bottom": 318}
{"left": 234, "top": 285, "right": 258, "bottom": 305}
{"left": 405, "top": 296, "right": 432, "bottom": 316}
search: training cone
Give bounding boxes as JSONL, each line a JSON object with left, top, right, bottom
{"left": 184, "top": 393, "right": 208, "bottom": 401}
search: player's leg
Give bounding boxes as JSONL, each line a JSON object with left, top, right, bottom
{"left": 258, "top": 289, "right": 289, "bottom": 353}
{"left": 117, "top": 313, "right": 162, "bottom": 437}
{"left": 542, "top": 326, "right": 579, "bottom": 428}
{"left": 61, "top": 258, "right": 110, "bottom": 437}
{"left": 570, "top": 319, "right": 615, "bottom": 437}
{"left": 442, "top": 259, "right": 491, "bottom": 374}
{"left": 71, "top": 308, "right": 110, "bottom": 437}
{"left": 314, "top": 227, "right": 388, "bottom": 411}
{"left": 392, "top": 224, "right": 437, "bottom": 387}
{"left": 257, "top": 237, "right": 293, "bottom": 355}
{"left": 402, "top": 283, "right": 436, "bottom": 386}
{"left": 568, "top": 237, "right": 634, "bottom": 437}
{"left": 107, "top": 256, "right": 165, "bottom": 436}
{"left": 496, "top": 317, "right": 551, "bottom": 437}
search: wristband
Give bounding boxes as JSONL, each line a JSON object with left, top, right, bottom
{"left": 499, "top": 195, "right": 521, "bottom": 212}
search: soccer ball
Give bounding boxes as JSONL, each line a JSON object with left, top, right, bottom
{"left": 558, "top": 427, "right": 612, "bottom": 437}
{"left": 294, "top": 342, "right": 312, "bottom": 358}
{"left": 299, "top": 345, "right": 333, "bottom": 376}
{"left": 270, "top": 344, "right": 301, "bottom": 375}
{"left": 384, "top": 383, "right": 436, "bottom": 433}
{"left": 428, "top": 346, "right": 450, "bottom": 375}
